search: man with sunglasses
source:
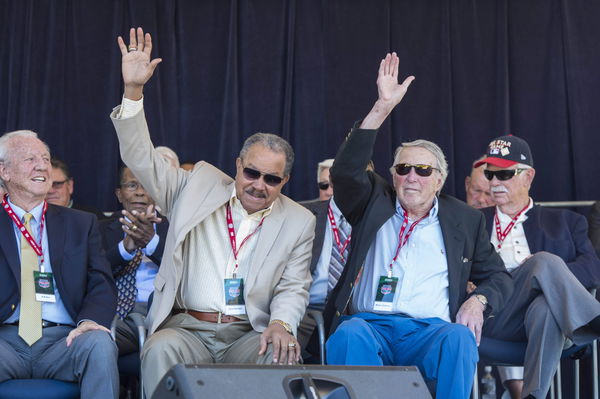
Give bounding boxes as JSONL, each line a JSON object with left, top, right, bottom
{"left": 473, "top": 135, "right": 600, "bottom": 399}
{"left": 322, "top": 53, "right": 512, "bottom": 399}
{"left": 110, "top": 28, "right": 315, "bottom": 397}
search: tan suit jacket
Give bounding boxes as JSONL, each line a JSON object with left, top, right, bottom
{"left": 111, "top": 108, "right": 315, "bottom": 335}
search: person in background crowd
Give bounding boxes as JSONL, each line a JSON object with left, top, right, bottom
{"left": 46, "top": 158, "right": 105, "bottom": 219}
{"left": 99, "top": 166, "right": 169, "bottom": 355}
{"left": 465, "top": 155, "right": 494, "bottom": 209}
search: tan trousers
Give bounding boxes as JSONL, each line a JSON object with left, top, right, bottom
{"left": 141, "top": 313, "right": 274, "bottom": 397}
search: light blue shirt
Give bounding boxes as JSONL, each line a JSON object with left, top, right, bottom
{"left": 5, "top": 198, "right": 75, "bottom": 325}
{"left": 118, "top": 226, "right": 159, "bottom": 303}
{"left": 351, "top": 197, "right": 451, "bottom": 322}
{"left": 308, "top": 199, "right": 347, "bottom": 307}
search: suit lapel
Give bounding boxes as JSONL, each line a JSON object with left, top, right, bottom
{"left": 523, "top": 206, "right": 542, "bottom": 254}
{"left": 0, "top": 209, "right": 20, "bottom": 284}
{"left": 45, "top": 205, "right": 66, "bottom": 278}
{"left": 245, "top": 197, "right": 286, "bottom": 289}
{"left": 437, "top": 197, "right": 465, "bottom": 318}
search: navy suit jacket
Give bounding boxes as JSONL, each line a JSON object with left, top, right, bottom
{"left": 0, "top": 204, "right": 117, "bottom": 328}
{"left": 322, "top": 125, "right": 513, "bottom": 336}
{"left": 99, "top": 216, "right": 168, "bottom": 276}
{"left": 482, "top": 205, "right": 600, "bottom": 289}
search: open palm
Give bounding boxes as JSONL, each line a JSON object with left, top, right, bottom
{"left": 117, "top": 27, "right": 162, "bottom": 88}
{"left": 376, "top": 52, "right": 414, "bottom": 106}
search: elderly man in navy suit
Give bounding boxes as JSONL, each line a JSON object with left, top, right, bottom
{"left": 0, "top": 130, "right": 118, "bottom": 398}
{"left": 475, "top": 135, "right": 600, "bottom": 398}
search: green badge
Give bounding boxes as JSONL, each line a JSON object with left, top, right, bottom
{"left": 33, "top": 271, "right": 56, "bottom": 302}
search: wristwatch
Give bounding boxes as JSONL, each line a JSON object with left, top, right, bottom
{"left": 474, "top": 294, "right": 488, "bottom": 310}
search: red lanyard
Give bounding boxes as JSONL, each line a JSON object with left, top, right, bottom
{"left": 494, "top": 203, "right": 530, "bottom": 249}
{"left": 327, "top": 205, "right": 351, "bottom": 262}
{"left": 387, "top": 209, "right": 428, "bottom": 277}
{"left": 226, "top": 203, "right": 265, "bottom": 277}
{"left": 2, "top": 194, "right": 47, "bottom": 265}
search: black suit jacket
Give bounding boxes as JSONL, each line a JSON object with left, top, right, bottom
{"left": 323, "top": 126, "right": 513, "bottom": 336}
{"left": 482, "top": 205, "right": 600, "bottom": 289}
{"left": 300, "top": 199, "right": 330, "bottom": 275}
{"left": 0, "top": 204, "right": 117, "bottom": 328}
{"left": 99, "top": 216, "right": 168, "bottom": 276}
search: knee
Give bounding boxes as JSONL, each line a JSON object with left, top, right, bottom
{"left": 76, "top": 330, "right": 118, "bottom": 366}
{"left": 526, "top": 252, "right": 566, "bottom": 275}
{"left": 141, "top": 329, "right": 181, "bottom": 362}
{"left": 439, "top": 324, "right": 477, "bottom": 353}
{"left": 328, "top": 318, "right": 372, "bottom": 345}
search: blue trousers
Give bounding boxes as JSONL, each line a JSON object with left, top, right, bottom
{"left": 326, "top": 313, "right": 478, "bottom": 399}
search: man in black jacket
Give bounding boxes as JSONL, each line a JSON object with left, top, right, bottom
{"left": 323, "top": 53, "right": 512, "bottom": 399}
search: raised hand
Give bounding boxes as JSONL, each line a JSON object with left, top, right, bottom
{"left": 360, "top": 52, "right": 415, "bottom": 130}
{"left": 117, "top": 27, "right": 162, "bottom": 100}
{"left": 376, "top": 52, "right": 415, "bottom": 107}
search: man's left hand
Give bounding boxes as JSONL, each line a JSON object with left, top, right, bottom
{"left": 66, "top": 321, "right": 111, "bottom": 347}
{"left": 259, "top": 323, "right": 301, "bottom": 365}
{"left": 456, "top": 296, "right": 485, "bottom": 345}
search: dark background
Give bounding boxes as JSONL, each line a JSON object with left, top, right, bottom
{"left": 2, "top": 0, "right": 599, "bottom": 211}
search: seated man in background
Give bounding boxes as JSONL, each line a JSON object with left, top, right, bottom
{"left": 316, "top": 159, "right": 334, "bottom": 201}
{"left": 474, "top": 135, "right": 600, "bottom": 398}
{"left": 46, "top": 158, "right": 105, "bottom": 219}
{"left": 99, "top": 166, "right": 168, "bottom": 355}
{"left": 323, "top": 53, "right": 513, "bottom": 399}
{"left": 465, "top": 155, "right": 494, "bottom": 209}
{"left": 111, "top": 28, "right": 315, "bottom": 397}
{"left": 0, "top": 130, "right": 118, "bottom": 398}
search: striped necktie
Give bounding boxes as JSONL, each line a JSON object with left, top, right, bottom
{"left": 19, "top": 213, "right": 42, "bottom": 346}
{"left": 327, "top": 216, "right": 350, "bottom": 292}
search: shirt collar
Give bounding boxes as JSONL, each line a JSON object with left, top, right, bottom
{"left": 496, "top": 197, "right": 533, "bottom": 223}
{"left": 230, "top": 186, "right": 274, "bottom": 220}
{"left": 395, "top": 196, "right": 439, "bottom": 223}
{"left": 329, "top": 197, "right": 343, "bottom": 218}
{"left": 7, "top": 196, "right": 45, "bottom": 223}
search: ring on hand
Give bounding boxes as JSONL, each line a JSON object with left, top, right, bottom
{"left": 288, "top": 342, "right": 296, "bottom": 348}
{"left": 128, "top": 46, "right": 137, "bottom": 52}
{"left": 131, "top": 224, "right": 138, "bottom": 231}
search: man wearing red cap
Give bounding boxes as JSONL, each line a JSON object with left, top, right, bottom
{"left": 475, "top": 135, "right": 600, "bottom": 399}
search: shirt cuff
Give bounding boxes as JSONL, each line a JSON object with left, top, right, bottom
{"left": 118, "top": 240, "right": 135, "bottom": 261}
{"left": 116, "top": 96, "right": 144, "bottom": 119}
{"left": 144, "top": 233, "right": 160, "bottom": 256}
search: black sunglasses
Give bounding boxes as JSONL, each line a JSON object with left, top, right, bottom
{"left": 242, "top": 167, "right": 284, "bottom": 187}
{"left": 483, "top": 169, "right": 525, "bottom": 181}
{"left": 394, "top": 163, "right": 438, "bottom": 177}
{"left": 318, "top": 181, "right": 330, "bottom": 190}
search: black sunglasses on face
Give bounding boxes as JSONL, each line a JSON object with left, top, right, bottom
{"left": 318, "top": 181, "right": 330, "bottom": 190}
{"left": 242, "top": 167, "right": 284, "bottom": 187}
{"left": 483, "top": 169, "right": 525, "bottom": 181}
{"left": 394, "top": 163, "right": 438, "bottom": 177}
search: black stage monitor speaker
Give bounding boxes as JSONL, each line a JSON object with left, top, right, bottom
{"left": 152, "top": 363, "right": 432, "bottom": 399}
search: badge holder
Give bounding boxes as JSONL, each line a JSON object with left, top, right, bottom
{"left": 224, "top": 278, "right": 246, "bottom": 315}
{"left": 34, "top": 271, "right": 56, "bottom": 302}
{"left": 373, "top": 276, "right": 398, "bottom": 312}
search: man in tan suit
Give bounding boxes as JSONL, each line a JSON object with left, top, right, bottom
{"left": 110, "top": 28, "right": 315, "bottom": 396}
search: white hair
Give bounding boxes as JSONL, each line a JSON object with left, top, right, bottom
{"left": 317, "top": 158, "right": 334, "bottom": 182}
{"left": 0, "top": 130, "right": 50, "bottom": 188}
{"left": 390, "top": 139, "right": 448, "bottom": 194}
